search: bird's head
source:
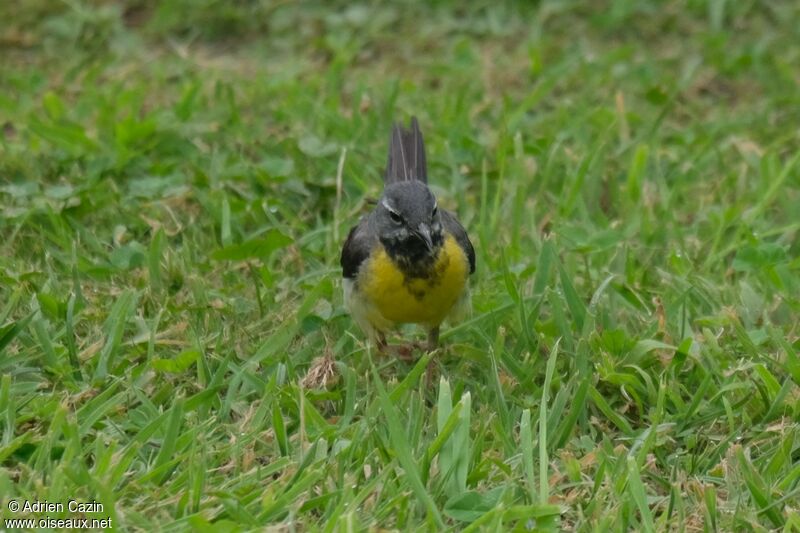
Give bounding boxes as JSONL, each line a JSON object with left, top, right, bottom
{"left": 376, "top": 181, "right": 444, "bottom": 269}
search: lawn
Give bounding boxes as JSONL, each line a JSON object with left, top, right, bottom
{"left": 2, "top": 0, "right": 800, "bottom": 530}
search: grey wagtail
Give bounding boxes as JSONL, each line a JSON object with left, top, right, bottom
{"left": 340, "top": 117, "right": 475, "bottom": 354}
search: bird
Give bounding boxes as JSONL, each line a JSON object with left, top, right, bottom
{"left": 340, "top": 117, "right": 475, "bottom": 355}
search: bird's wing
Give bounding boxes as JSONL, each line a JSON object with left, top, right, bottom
{"left": 340, "top": 216, "right": 376, "bottom": 279}
{"left": 440, "top": 209, "right": 475, "bottom": 274}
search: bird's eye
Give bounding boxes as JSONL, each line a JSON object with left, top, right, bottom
{"left": 431, "top": 205, "right": 438, "bottom": 217}
{"left": 389, "top": 211, "right": 403, "bottom": 224}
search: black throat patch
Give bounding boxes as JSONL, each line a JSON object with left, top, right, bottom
{"left": 382, "top": 242, "right": 450, "bottom": 301}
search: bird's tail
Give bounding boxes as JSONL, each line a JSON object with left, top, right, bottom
{"left": 384, "top": 117, "right": 427, "bottom": 184}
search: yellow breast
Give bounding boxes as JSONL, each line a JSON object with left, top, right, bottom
{"left": 358, "top": 235, "right": 470, "bottom": 327}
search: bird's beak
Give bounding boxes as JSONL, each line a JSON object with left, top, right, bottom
{"left": 415, "top": 224, "right": 433, "bottom": 251}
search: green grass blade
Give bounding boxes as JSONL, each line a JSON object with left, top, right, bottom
{"left": 539, "top": 339, "right": 559, "bottom": 504}
{"left": 627, "top": 456, "right": 655, "bottom": 533}
{"left": 370, "top": 360, "right": 443, "bottom": 526}
{"left": 520, "top": 408, "right": 536, "bottom": 503}
{"left": 94, "top": 290, "right": 139, "bottom": 381}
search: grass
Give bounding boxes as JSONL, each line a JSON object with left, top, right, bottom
{"left": 1, "top": 0, "right": 800, "bottom": 530}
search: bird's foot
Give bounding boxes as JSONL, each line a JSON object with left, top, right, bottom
{"left": 382, "top": 342, "right": 431, "bottom": 361}
{"left": 375, "top": 335, "right": 420, "bottom": 361}
{"left": 374, "top": 330, "right": 440, "bottom": 363}
{"left": 393, "top": 343, "right": 418, "bottom": 361}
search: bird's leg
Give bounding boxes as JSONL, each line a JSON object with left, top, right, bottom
{"left": 376, "top": 332, "right": 388, "bottom": 353}
{"left": 424, "top": 327, "right": 441, "bottom": 386}
{"left": 426, "top": 327, "right": 440, "bottom": 352}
